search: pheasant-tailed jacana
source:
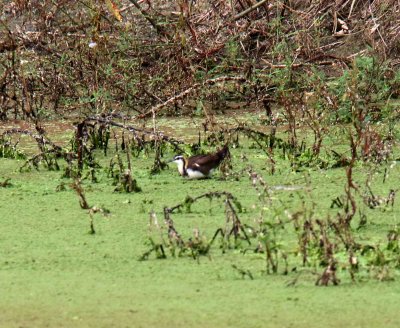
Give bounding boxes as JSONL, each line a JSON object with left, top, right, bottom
{"left": 171, "top": 144, "right": 229, "bottom": 179}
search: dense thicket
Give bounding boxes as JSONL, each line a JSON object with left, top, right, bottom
{"left": 0, "top": 0, "right": 399, "bottom": 120}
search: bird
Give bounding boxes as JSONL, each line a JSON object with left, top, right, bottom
{"left": 170, "top": 144, "right": 230, "bottom": 179}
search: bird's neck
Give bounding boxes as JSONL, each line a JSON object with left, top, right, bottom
{"left": 176, "top": 159, "right": 187, "bottom": 176}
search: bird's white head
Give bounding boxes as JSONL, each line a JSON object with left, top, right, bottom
{"left": 171, "top": 155, "right": 186, "bottom": 176}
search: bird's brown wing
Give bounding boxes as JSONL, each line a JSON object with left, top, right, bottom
{"left": 187, "top": 153, "right": 222, "bottom": 174}
{"left": 187, "top": 154, "right": 209, "bottom": 161}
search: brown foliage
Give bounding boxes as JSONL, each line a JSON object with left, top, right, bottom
{"left": 0, "top": 1, "right": 399, "bottom": 121}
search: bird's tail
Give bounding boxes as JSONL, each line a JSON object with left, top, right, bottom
{"left": 217, "top": 143, "right": 230, "bottom": 160}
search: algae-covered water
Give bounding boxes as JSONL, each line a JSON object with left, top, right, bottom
{"left": 1, "top": 122, "right": 400, "bottom": 327}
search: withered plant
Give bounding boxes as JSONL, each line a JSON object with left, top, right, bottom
{"left": 141, "top": 191, "right": 249, "bottom": 261}
{"left": 70, "top": 178, "right": 110, "bottom": 234}
{"left": 109, "top": 136, "right": 141, "bottom": 193}
{"left": 0, "top": 178, "right": 12, "bottom": 188}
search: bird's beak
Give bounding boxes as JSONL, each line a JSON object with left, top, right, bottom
{"left": 167, "top": 158, "right": 175, "bottom": 163}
